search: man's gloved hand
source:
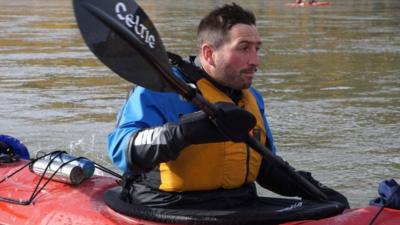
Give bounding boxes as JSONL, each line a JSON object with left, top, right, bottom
{"left": 127, "top": 102, "right": 256, "bottom": 171}
{"left": 297, "top": 171, "right": 350, "bottom": 208}
{"left": 257, "top": 159, "right": 350, "bottom": 209}
{"left": 179, "top": 102, "right": 256, "bottom": 144}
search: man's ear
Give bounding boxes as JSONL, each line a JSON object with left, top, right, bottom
{"left": 201, "top": 43, "right": 216, "bottom": 67}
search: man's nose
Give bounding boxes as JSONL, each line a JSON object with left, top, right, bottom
{"left": 249, "top": 49, "right": 259, "bottom": 66}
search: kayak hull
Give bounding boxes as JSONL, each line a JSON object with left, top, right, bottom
{"left": 0, "top": 160, "right": 398, "bottom": 225}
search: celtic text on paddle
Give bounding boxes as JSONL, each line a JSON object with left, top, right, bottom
{"left": 115, "top": 2, "right": 156, "bottom": 48}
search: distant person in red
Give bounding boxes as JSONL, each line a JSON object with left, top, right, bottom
{"left": 295, "top": 0, "right": 317, "bottom": 4}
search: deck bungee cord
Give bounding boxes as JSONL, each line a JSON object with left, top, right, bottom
{"left": 0, "top": 150, "right": 121, "bottom": 205}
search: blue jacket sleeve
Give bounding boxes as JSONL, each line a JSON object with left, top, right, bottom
{"left": 249, "top": 87, "right": 277, "bottom": 154}
{"left": 107, "top": 86, "right": 196, "bottom": 172}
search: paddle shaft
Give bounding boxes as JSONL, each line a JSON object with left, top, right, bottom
{"left": 139, "top": 46, "right": 328, "bottom": 201}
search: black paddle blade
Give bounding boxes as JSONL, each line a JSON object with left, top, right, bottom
{"left": 73, "top": 0, "right": 173, "bottom": 92}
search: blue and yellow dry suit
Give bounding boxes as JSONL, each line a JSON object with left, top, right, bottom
{"left": 107, "top": 55, "right": 280, "bottom": 205}
{"left": 107, "top": 55, "right": 350, "bottom": 209}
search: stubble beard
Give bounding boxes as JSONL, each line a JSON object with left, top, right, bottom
{"left": 211, "top": 62, "right": 249, "bottom": 89}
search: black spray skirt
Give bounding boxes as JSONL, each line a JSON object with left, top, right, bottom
{"left": 104, "top": 186, "right": 345, "bottom": 225}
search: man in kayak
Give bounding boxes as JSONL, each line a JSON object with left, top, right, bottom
{"left": 108, "top": 3, "right": 348, "bottom": 209}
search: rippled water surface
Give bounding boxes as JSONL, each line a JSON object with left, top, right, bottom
{"left": 0, "top": 0, "right": 399, "bottom": 207}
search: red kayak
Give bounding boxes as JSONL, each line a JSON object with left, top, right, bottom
{"left": 0, "top": 159, "right": 399, "bottom": 225}
{"left": 286, "top": 2, "right": 331, "bottom": 7}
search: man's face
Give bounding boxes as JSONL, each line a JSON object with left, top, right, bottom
{"left": 212, "top": 24, "right": 261, "bottom": 90}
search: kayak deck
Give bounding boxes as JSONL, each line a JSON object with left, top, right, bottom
{"left": 0, "top": 160, "right": 399, "bottom": 225}
{"left": 0, "top": 160, "right": 184, "bottom": 225}
{"left": 0, "top": 161, "right": 118, "bottom": 225}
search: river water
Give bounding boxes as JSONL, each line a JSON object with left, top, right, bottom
{"left": 0, "top": 0, "right": 399, "bottom": 208}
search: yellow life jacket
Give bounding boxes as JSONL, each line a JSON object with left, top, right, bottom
{"left": 158, "top": 78, "right": 266, "bottom": 192}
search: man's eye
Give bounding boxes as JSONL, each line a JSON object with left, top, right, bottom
{"left": 240, "top": 46, "right": 249, "bottom": 51}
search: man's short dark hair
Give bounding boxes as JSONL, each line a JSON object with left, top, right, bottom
{"left": 197, "top": 3, "right": 256, "bottom": 49}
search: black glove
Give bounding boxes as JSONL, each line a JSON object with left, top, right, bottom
{"left": 257, "top": 159, "right": 350, "bottom": 209}
{"left": 179, "top": 102, "right": 256, "bottom": 144}
{"left": 127, "top": 102, "right": 256, "bottom": 171}
{"left": 297, "top": 171, "right": 350, "bottom": 208}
